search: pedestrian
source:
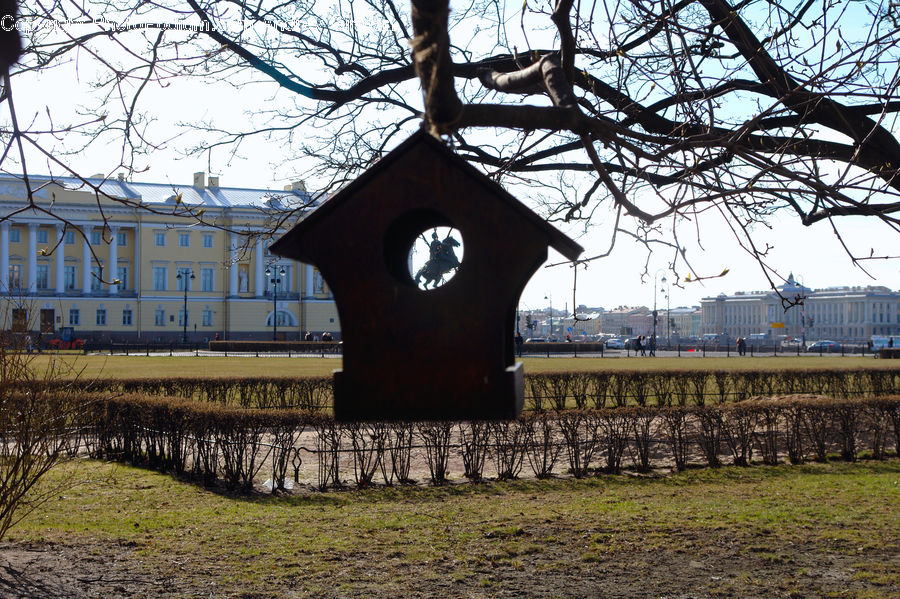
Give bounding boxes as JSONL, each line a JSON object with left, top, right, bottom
{"left": 24, "top": 334, "right": 33, "bottom": 353}
{"left": 648, "top": 335, "right": 656, "bottom": 357}
{"left": 736, "top": 337, "right": 745, "bottom": 356}
{"left": 515, "top": 331, "right": 524, "bottom": 357}
{"left": 636, "top": 335, "right": 644, "bottom": 356}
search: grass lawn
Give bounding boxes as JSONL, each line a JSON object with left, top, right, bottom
{"left": 4, "top": 459, "right": 899, "bottom": 597}
{"left": 26, "top": 353, "right": 897, "bottom": 380}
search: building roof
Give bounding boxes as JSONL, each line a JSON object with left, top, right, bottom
{"left": 0, "top": 174, "right": 312, "bottom": 211}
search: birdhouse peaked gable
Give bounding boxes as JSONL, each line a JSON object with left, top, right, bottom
{"left": 270, "top": 130, "right": 583, "bottom": 421}
{"left": 270, "top": 130, "right": 583, "bottom": 264}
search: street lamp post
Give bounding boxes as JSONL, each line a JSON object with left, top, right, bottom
{"left": 266, "top": 266, "right": 286, "bottom": 341}
{"left": 176, "top": 269, "right": 195, "bottom": 344}
{"left": 544, "top": 293, "right": 553, "bottom": 340}
{"left": 663, "top": 286, "right": 672, "bottom": 349}
{"left": 652, "top": 271, "right": 667, "bottom": 354}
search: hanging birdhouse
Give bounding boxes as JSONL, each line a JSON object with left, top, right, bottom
{"left": 270, "top": 130, "right": 582, "bottom": 421}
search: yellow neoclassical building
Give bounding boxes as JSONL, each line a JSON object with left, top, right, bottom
{"left": 0, "top": 172, "right": 339, "bottom": 342}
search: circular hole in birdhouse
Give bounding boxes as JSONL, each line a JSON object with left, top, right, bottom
{"left": 407, "top": 226, "right": 465, "bottom": 290}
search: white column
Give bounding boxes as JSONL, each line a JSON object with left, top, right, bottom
{"left": 254, "top": 236, "right": 264, "bottom": 297}
{"left": 55, "top": 225, "right": 65, "bottom": 294}
{"left": 305, "top": 264, "right": 314, "bottom": 297}
{"left": 109, "top": 225, "right": 119, "bottom": 295}
{"left": 0, "top": 222, "right": 9, "bottom": 294}
{"left": 133, "top": 226, "right": 140, "bottom": 297}
{"left": 27, "top": 223, "right": 37, "bottom": 294}
{"left": 82, "top": 225, "right": 92, "bottom": 294}
{"left": 229, "top": 233, "right": 239, "bottom": 295}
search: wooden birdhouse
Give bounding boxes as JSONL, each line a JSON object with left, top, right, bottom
{"left": 270, "top": 131, "right": 582, "bottom": 421}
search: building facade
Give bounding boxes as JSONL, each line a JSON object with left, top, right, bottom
{"left": 0, "top": 173, "right": 340, "bottom": 342}
{"left": 700, "top": 274, "right": 900, "bottom": 342}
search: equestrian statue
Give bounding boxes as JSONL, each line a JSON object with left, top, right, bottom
{"left": 414, "top": 231, "right": 461, "bottom": 289}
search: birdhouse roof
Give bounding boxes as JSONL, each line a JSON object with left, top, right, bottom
{"left": 271, "top": 130, "right": 583, "bottom": 261}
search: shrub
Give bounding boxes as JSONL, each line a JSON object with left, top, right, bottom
{"left": 522, "top": 411, "right": 561, "bottom": 478}
{"left": 627, "top": 407, "right": 655, "bottom": 473}
{"left": 558, "top": 410, "right": 602, "bottom": 478}
{"left": 692, "top": 405, "right": 724, "bottom": 468}
{"left": 720, "top": 403, "right": 758, "bottom": 467}
{"left": 659, "top": 407, "right": 690, "bottom": 471}
{"left": 491, "top": 420, "right": 526, "bottom": 480}
{"left": 384, "top": 423, "right": 415, "bottom": 485}
{"left": 347, "top": 422, "right": 385, "bottom": 488}
{"left": 459, "top": 421, "right": 490, "bottom": 482}
{"left": 418, "top": 422, "right": 453, "bottom": 485}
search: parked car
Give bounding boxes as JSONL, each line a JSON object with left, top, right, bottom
{"left": 807, "top": 340, "right": 841, "bottom": 353}
{"left": 781, "top": 338, "right": 803, "bottom": 350}
{"left": 605, "top": 338, "right": 625, "bottom": 349}
{"left": 525, "top": 338, "right": 547, "bottom": 343}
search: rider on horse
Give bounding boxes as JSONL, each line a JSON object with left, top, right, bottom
{"left": 415, "top": 231, "right": 461, "bottom": 289}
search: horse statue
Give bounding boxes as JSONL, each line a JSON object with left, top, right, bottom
{"left": 414, "top": 233, "right": 461, "bottom": 289}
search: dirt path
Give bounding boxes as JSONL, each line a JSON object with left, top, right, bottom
{"left": 2, "top": 528, "right": 896, "bottom": 598}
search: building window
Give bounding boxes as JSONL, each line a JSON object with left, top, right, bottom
{"left": 9, "top": 228, "right": 20, "bottom": 243}
{"left": 270, "top": 265, "right": 291, "bottom": 293}
{"left": 91, "top": 265, "right": 102, "bottom": 292}
{"left": 154, "top": 232, "right": 166, "bottom": 247}
{"left": 179, "top": 232, "right": 190, "bottom": 247}
{"left": 202, "top": 308, "right": 213, "bottom": 327}
{"left": 117, "top": 266, "right": 128, "bottom": 290}
{"left": 202, "top": 234, "right": 213, "bottom": 248}
{"left": 176, "top": 267, "right": 193, "bottom": 291}
{"left": 11, "top": 308, "right": 26, "bottom": 332}
{"left": 91, "top": 230, "right": 102, "bottom": 245}
{"left": 154, "top": 309, "right": 165, "bottom": 326}
{"left": 96, "top": 308, "right": 107, "bottom": 326}
{"left": 64, "top": 265, "right": 76, "bottom": 290}
{"left": 152, "top": 266, "right": 167, "bottom": 291}
{"left": 200, "top": 267, "right": 214, "bottom": 292}
{"left": 266, "top": 310, "right": 296, "bottom": 327}
{"left": 117, "top": 231, "right": 127, "bottom": 246}
{"left": 37, "top": 229, "right": 48, "bottom": 244}
{"left": 8, "top": 264, "right": 21, "bottom": 289}
{"left": 178, "top": 309, "right": 188, "bottom": 326}
{"left": 36, "top": 264, "right": 49, "bottom": 290}
{"left": 69, "top": 308, "right": 80, "bottom": 326}
{"left": 65, "top": 230, "right": 75, "bottom": 245}
{"left": 122, "top": 308, "right": 133, "bottom": 326}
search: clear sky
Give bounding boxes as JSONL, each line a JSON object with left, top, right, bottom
{"left": 5, "top": 7, "right": 898, "bottom": 313}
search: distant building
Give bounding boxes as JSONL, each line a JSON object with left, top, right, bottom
{"left": 0, "top": 173, "right": 339, "bottom": 342}
{"left": 665, "top": 306, "right": 702, "bottom": 339}
{"left": 599, "top": 306, "right": 651, "bottom": 337}
{"left": 700, "top": 274, "right": 900, "bottom": 342}
{"left": 556, "top": 312, "right": 603, "bottom": 338}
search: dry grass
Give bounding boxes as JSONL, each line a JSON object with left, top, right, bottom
{"left": 26, "top": 353, "right": 892, "bottom": 380}
{"left": 4, "top": 459, "right": 898, "bottom": 597}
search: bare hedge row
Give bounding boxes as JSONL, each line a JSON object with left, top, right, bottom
{"left": 28, "top": 367, "right": 900, "bottom": 411}
{"left": 83, "top": 394, "right": 900, "bottom": 492}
